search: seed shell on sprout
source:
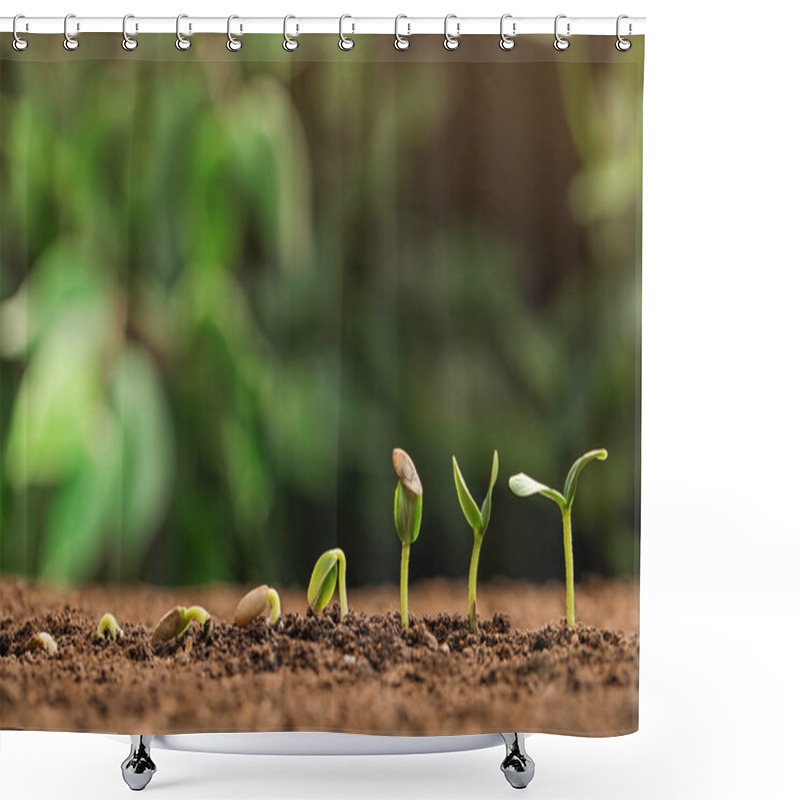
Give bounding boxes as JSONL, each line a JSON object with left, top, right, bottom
{"left": 235, "top": 585, "right": 270, "bottom": 627}
{"left": 27, "top": 631, "right": 58, "bottom": 655}
{"left": 392, "top": 448, "right": 422, "bottom": 496}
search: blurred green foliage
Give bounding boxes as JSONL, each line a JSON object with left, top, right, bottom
{"left": 0, "top": 36, "right": 642, "bottom": 587}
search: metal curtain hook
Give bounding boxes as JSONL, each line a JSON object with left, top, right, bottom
{"left": 443, "top": 14, "right": 460, "bottom": 51}
{"left": 12, "top": 14, "right": 28, "bottom": 51}
{"left": 63, "top": 13, "right": 79, "bottom": 51}
{"left": 122, "top": 14, "right": 138, "bottom": 51}
{"left": 394, "top": 14, "right": 410, "bottom": 51}
{"left": 616, "top": 14, "right": 632, "bottom": 51}
{"left": 227, "top": 15, "right": 243, "bottom": 51}
{"left": 176, "top": 13, "right": 191, "bottom": 51}
{"left": 554, "top": 14, "right": 570, "bottom": 51}
{"left": 283, "top": 15, "right": 299, "bottom": 51}
{"left": 339, "top": 14, "right": 354, "bottom": 51}
{"left": 499, "top": 14, "right": 516, "bottom": 51}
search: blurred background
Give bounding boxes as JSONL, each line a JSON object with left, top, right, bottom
{"left": 0, "top": 35, "right": 642, "bottom": 588}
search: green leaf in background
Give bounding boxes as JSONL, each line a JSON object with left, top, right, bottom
{"left": 563, "top": 449, "right": 608, "bottom": 508}
{"left": 508, "top": 473, "right": 566, "bottom": 510}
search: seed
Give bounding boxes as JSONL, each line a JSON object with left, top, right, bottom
{"left": 152, "top": 606, "right": 186, "bottom": 643}
{"left": 392, "top": 448, "right": 423, "bottom": 496}
{"left": 28, "top": 632, "right": 58, "bottom": 655}
{"left": 235, "top": 585, "right": 270, "bottom": 627}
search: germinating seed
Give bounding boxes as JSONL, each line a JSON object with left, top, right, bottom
{"left": 152, "top": 606, "right": 185, "bottom": 643}
{"left": 28, "top": 631, "right": 58, "bottom": 655}
{"left": 235, "top": 585, "right": 269, "bottom": 627}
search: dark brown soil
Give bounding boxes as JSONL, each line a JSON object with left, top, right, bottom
{"left": 0, "top": 577, "right": 638, "bottom": 736}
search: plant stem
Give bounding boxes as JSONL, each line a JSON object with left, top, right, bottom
{"left": 561, "top": 507, "right": 575, "bottom": 627}
{"left": 400, "top": 541, "right": 410, "bottom": 628}
{"left": 468, "top": 532, "right": 482, "bottom": 633}
{"left": 336, "top": 550, "right": 349, "bottom": 620}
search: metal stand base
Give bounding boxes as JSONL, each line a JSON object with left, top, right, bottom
{"left": 500, "top": 733, "right": 535, "bottom": 789}
{"left": 121, "top": 735, "right": 156, "bottom": 791}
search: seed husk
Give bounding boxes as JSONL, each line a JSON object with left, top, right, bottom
{"left": 235, "top": 585, "right": 270, "bottom": 627}
{"left": 28, "top": 631, "right": 58, "bottom": 655}
{"left": 392, "top": 448, "right": 422, "bottom": 496}
{"left": 152, "top": 606, "right": 187, "bottom": 643}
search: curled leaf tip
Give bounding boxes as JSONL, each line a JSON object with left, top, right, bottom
{"left": 393, "top": 448, "right": 422, "bottom": 496}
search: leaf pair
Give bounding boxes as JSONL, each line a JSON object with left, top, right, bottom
{"left": 453, "top": 450, "right": 499, "bottom": 537}
{"left": 307, "top": 548, "right": 348, "bottom": 619}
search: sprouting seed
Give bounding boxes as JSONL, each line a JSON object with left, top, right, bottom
{"left": 235, "top": 585, "right": 281, "bottom": 628}
{"left": 509, "top": 448, "right": 608, "bottom": 628}
{"left": 96, "top": 612, "right": 124, "bottom": 641}
{"left": 453, "top": 450, "right": 499, "bottom": 633}
{"left": 152, "top": 605, "right": 211, "bottom": 643}
{"left": 307, "top": 548, "right": 348, "bottom": 621}
{"left": 27, "top": 631, "right": 58, "bottom": 655}
{"left": 393, "top": 448, "right": 422, "bottom": 629}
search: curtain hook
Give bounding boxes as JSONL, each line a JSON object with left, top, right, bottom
{"left": 283, "top": 15, "right": 299, "bottom": 51}
{"left": 615, "top": 14, "right": 632, "bottom": 51}
{"left": 122, "top": 14, "right": 138, "bottom": 51}
{"left": 499, "top": 14, "right": 516, "bottom": 51}
{"left": 176, "top": 13, "right": 192, "bottom": 51}
{"left": 394, "top": 14, "right": 410, "bottom": 51}
{"left": 227, "top": 15, "right": 243, "bottom": 51}
{"left": 12, "top": 14, "right": 29, "bottom": 51}
{"left": 554, "top": 14, "right": 570, "bottom": 51}
{"left": 443, "top": 14, "right": 460, "bottom": 51}
{"left": 63, "top": 13, "right": 79, "bottom": 51}
{"left": 339, "top": 14, "right": 355, "bottom": 51}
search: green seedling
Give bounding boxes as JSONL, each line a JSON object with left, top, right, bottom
{"left": 152, "top": 605, "right": 211, "bottom": 643}
{"left": 393, "top": 448, "right": 422, "bottom": 629}
{"left": 509, "top": 448, "right": 608, "bottom": 628}
{"left": 453, "top": 450, "right": 499, "bottom": 632}
{"left": 96, "top": 612, "right": 124, "bottom": 641}
{"left": 307, "top": 548, "right": 348, "bottom": 621}
{"left": 234, "top": 585, "right": 281, "bottom": 628}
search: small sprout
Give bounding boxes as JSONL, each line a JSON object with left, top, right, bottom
{"left": 27, "top": 631, "right": 58, "bottom": 655}
{"left": 509, "top": 448, "right": 608, "bottom": 628}
{"left": 152, "top": 605, "right": 211, "bottom": 643}
{"left": 235, "top": 584, "right": 281, "bottom": 628}
{"left": 307, "top": 548, "right": 348, "bottom": 621}
{"left": 453, "top": 450, "right": 499, "bottom": 632}
{"left": 96, "top": 613, "right": 124, "bottom": 641}
{"left": 393, "top": 448, "right": 422, "bottom": 629}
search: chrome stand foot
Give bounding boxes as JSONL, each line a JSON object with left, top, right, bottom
{"left": 500, "top": 733, "right": 535, "bottom": 789}
{"left": 121, "top": 735, "right": 156, "bottom": 791}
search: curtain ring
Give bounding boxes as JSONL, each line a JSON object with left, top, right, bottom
{"left": 615, "top": 15, "right": 632, "bottom": 51}
{"left": 176, "top": 14, "right": 191, "bottom": 51}
{"left": 122, "top": 14, "right": 138, "bottom": 51}
{"left": 394, "top": 14, "right": 410, "bottom": 51}
{"left": 339, "top": 14, "right": 355, "bottom": 51}
{"left": 12, "top": 14, "right": 28, "bottom": 51}
{"left": 443, "top": 14, "right": 460, "bottom": 51}
{"left": 63, "top": 13, "right": 79, "bottom": 51}
{"left": 227, "top": 15, "right": 243, "bottom": 51}
{"left": 283, "top": 15, "right": 299, "bottom": 51}
{"left": 499, "top": 14, "right": 516, "bottom": 51}
{"left": 553, "top": 14, "right": 570, "bottom": 51}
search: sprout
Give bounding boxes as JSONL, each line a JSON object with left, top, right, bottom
{"left": 393, "top": 448, "right": 422, "bottom": 629}
{"left": 235, "top": 584, "right": 281, "bottom": 628}
{"left": 152, "top": 605, "right": 211, "bottom": 643}
{"left": 27, "top": 631, "right": 58, "bottom": 655}
{"left": 453, "top": 450, "right": 499, "bottom": 632}
{"left": 509, "top": 448, "right": 608, "bottom": 628}
{"left": 96, "top": 612, "right": 124, "bottom": 641}
{"left": 307, "top": 548, "right": 348, "bottom": 621}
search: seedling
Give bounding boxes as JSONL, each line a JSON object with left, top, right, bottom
{"left": 27, "top": 631, "right": 58, "bottom": 655}
{"left": 152, "top": 605, "right": 211, "bottom": 643}
{"left": 96, "top": 612, "right": 124, "bottom": 641}
{"left": 453, "top": 450, "right": 499, "bottom": 632}
{"left": 509, "top": 448, "right": 608, "bottom": 628}
{"left": 235, "top": 585, "right": 281, "bottom": 628}
{"left": 307, "top": 548, "right": 348, "bottom": 621}
{"left": 393, "top": 448, "right": 422, "bottom": 629}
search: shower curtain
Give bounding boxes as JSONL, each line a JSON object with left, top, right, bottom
{"left": 0, "top": 31, "right": 643, "bottom": 736}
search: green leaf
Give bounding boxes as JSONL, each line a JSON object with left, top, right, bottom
{"left": 307, "top": 550, "right": 340, "bottom": 613}
{"left": 452, "top": 456, "right": 482, "bottom": 532}
{"left": 480, "top": 450, "right": 499, "bottom": 532}
{"left": 508, "top": 473, "right": 566, "bottom": 510}
{"left": 563, "top": 449, "right": 608, "bottom": 508}
{"left": 394, "top": 482, "right": 423, "bottom": 545}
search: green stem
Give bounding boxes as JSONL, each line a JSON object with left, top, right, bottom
{"left": 336, "top": 550, "right": 348, "bottom": 620}
{"left": 266, "top": 588, "right": 281, "bottom": 626}
{"left": 468, "top": 532, "right": 482, "bottom": 633}
{"left": 562, "top": 508, "right": 575, "bottom": 627}
{"left": 400, "top": 541, "right": 410, "bottom": 628}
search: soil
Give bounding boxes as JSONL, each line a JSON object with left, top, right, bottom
{"left": 0, "top": 577, "right": 638, "bottom": 736}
